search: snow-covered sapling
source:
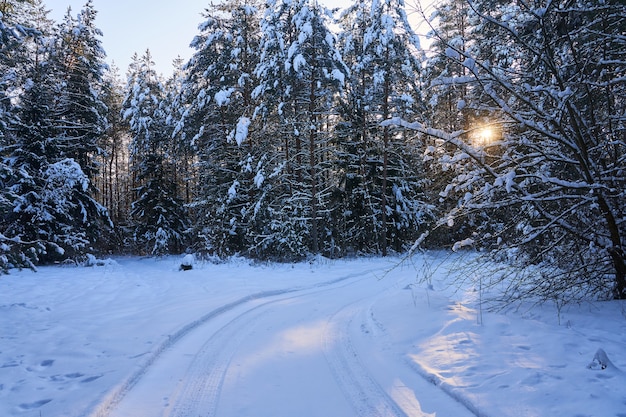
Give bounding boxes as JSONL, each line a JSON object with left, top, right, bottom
{"left": 587, "top": 348, "right": 619, "bottom": 371}
{"left": 180, "top": 254, "right": 194, "bottom": 271}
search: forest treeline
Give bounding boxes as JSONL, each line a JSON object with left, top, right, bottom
{"left": 1, "top": 0, "right": 624, "bottom": 302}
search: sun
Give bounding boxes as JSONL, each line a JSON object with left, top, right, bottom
{"left": 478, "top": 126, "right": 494, "bottom": 142}
{"left": 474, "top": 125, "right": 495, "bottom": 146}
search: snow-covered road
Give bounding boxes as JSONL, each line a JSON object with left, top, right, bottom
{"left": 2, "top": 255, "right": 625, "bottom": 417}
{"left": 99, "top": 264, "right": 472, "bottom": 417}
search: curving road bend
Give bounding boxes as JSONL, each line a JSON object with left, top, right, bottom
{"left": 94, "top": 269, "right": 475, "bottom": 417}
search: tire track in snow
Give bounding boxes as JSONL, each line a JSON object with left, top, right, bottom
{"left": 166, "top": 302, "right": 269, "bottom": 417}
{"left": 88, "top": 268, "right": 385, "bottom": 417}
{"left": 322, "top": 295, "right": 409, "bottom": 417}
{"left": 165, "top": 274, "right": 395, "bottom": 417}
{"left": 89, "top": 290, "right": 288, "bottom": 417}
{"left": 359, "top": 290, "right": 481, "bottom": 417}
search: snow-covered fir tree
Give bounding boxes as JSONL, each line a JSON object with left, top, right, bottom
{"left": 0, "top": 0, "right": 50, "bottom": 107}
{"left": 337, "top": 0, "right": 433, "bottom": 256}
{"left": 1, "top": 0, "right": 50, "bottom": 149}
{"left": 417, "top": 0, "right": 494, "bottom": 247}
{"left": 422, "top": 0, "right": 472, "bottom": 133}
{"left": 50, "top": 2, "right": 112, "bottom": 246}
{"left": 52, "top": 1, "right": 108, "bottom": 180}
{"left": 251, "top": 0, "right": 348, "bottom": 259}
{"left": 122, "top": 50, "right": 187, "bottom": 256}
{"left": 0, "top": 0, "right": 43, "bottom": 272}
{"left": 163, "top": 56, "right": 194, "bottom": 208}
{"left": 1, "top": 2, "right": 111, "bottom": 266}
{"left": 175, "top": 0, "right": 261, "bottom": 257}
{"left": 5, "top": 38, "right": 90, "bottom": 262}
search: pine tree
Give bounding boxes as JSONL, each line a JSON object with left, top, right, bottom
{"left": 417, "top": 0, "right": 488, "bottom": 247}
{"left": 97, "top": 63, "right": 131, "bottom": 233}
{"left": 422, "top": 0, "right": 472, "bottom": 133}
{"left": 122, "top": 50, "right": 187, "bottom": 255}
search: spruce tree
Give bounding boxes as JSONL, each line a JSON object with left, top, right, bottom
{"left": 3, "top": 2, "right": 111, "bottom": 265}
{"left": 338, "top": 0, "right": 431, "bottom": 255}
{"left": 53, "top": 1, "right": 108, "bottom": 179}
{"left": 175, "top": 0, "right": 261, "bottom": 257}
{"left": 122, "top": 50, "right": 187, "bottom": 255}
{"left": 252, "top": 0, "right": 348, "bottom": 259}
{"left": 51, "top": 1, "right": 112, "bottom": 248}
{"left": 0, "top": 0, "right": 42, "bottom": 272}
{"left": 5, "top": 36, "right": 92, "bottom": 262}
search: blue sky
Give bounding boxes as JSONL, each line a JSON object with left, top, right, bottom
{"left": 45, "top": 0, "right": 215, "bottom": 76}
{"left": 44, "top": 0, "right": 428, "bottom": 77}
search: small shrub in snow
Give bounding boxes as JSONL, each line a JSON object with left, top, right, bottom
{"left": 180, "top": 254, "right": 194, "bottom": 271}
{"left": 82, "top": 254, "right": 118, "bottom": 267}
{"left": 587, "top": 348, "right": 619, "bottom": 371}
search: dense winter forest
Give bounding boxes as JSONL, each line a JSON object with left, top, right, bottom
{"left": 0, "top": 0, "right": 624, "bottom": 301}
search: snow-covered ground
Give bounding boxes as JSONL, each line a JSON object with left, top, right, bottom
{"left": 1, "top": 253, "right": 625, "bottom": 417}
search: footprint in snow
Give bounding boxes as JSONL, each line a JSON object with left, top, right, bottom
{"left": 40, "top": 359, "right": 54, "bottom": 367}
{"left": 26, "top": 359, "right": 55, "bottom": 372}
{"left": 50, "top": 372, "right": 85, "bottom": 382}
{"left": 18, "top": 399, "right": 52, "bottom": 410}
{"left": 81, "top": 375, "right": 103, "bottom": 383}
{"left": 0, "top": 361, "right": 19, "bottom": 369}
